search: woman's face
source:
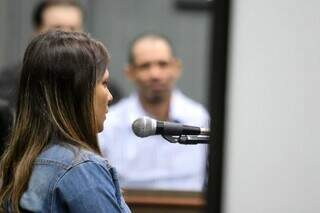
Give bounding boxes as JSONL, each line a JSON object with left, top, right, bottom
{"left": 94, "top": 69, "right": 113, "bottom": 132}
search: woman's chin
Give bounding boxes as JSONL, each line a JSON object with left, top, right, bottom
{"left": 97, "top": 125, "right": 104, "bottom": 133}
{"left": 96, "top": 118, "right": 106, "bottom": 133}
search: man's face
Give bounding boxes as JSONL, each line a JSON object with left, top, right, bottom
{"left": 38, "top": 5, "right": 83, "bottom": 32}
{"left": 128, "top": 39, "right": 181, "bottom": 103}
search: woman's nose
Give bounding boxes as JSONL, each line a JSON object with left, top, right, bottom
{"left": 107, "top": 89, "right": 113, "bottom": 103}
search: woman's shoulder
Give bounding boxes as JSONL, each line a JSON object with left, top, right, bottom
{"left": 50, "top": 160, "right": 127, "bottom": 212}
{"left": 21, "top": 143, "right": 119, "bottom": 212}
{"left": 36, "top": 142, "right": 111, "bottom": 170}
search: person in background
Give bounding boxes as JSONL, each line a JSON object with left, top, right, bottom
{"left": 0, "top": 0, "right": 83, "bottom": 108}
{"left": 0, "top": 99, "right": 11, "bottom": 155}
{"left": 98, "top": 33, "right": 209, "bottom": 191}
{"left": 0, "top": 30, "right": 131, "bottom": 213}
{"left": 0, "top": 0, "right": 122, "bottom": 108}
{"left": 0, "top": 0, "right": 122, "bottom": 156}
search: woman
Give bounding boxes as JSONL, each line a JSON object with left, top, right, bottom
{"left": 0, "top": 30, "right": 131, "bottom": 212}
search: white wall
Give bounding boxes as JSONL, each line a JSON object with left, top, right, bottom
{"left": 223, "top": 0, "right": 320, "bottom": 212}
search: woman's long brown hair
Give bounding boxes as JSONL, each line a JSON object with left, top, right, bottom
{"left": 0, "top": 30, "right": 109, "bottom": 212}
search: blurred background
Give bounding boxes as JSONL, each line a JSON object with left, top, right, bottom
{"left": 0, "top": 0, "right": 211, "bottom": 107}
{"left": 0, "top": 1, "right": 211, "bottom": 212}
{"left": 1, "top": 0, "right": 320, "bottom": 213}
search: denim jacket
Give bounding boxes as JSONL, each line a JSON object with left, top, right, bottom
{"left": 18, "top": 140, "right": 131, "bottom": 213}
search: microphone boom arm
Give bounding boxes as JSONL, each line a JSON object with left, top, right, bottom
{"left": 162, "top": 134, "right": 210, "bottom": 144}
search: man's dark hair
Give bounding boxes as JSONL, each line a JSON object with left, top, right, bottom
{"left": 128, "top": 33, "right": 175, "bottom": 65}
{"left": 32, "top": 0, "right": 83, "bottom": 29}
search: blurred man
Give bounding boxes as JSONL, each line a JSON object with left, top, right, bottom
{"left": 0, "top": 0, "right": 122, "bottom": 155}
{"left": 33, "top": 0, "right": 83, "bottom": 33}
{"left": 0, "top": 0, "right": 83, "bottom": 107}
{"left": 0, "top": 0, "right": 122, "bottom": 107}
{"left": 99, "top": 34, "right": 209, "bottom": 191}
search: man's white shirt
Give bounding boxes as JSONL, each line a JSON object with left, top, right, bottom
{"left": 98, "top": 90, "right": 209, "bottom": 191}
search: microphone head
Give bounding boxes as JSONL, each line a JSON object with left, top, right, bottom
{"left": 132, "top": 117, "right": 157, "bottom": 137}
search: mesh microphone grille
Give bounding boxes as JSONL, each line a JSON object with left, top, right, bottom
{"left": 132, "top": 117, "right": 155, "bottom": 137}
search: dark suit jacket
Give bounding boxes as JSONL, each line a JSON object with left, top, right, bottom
{"left": 0, "top": 63, "right": 21, "bottom": 108}
{"left": 0, "top": 99, "right": 12, "bottom": 156}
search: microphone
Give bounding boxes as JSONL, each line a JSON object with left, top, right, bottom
{"left": 132, "top": 117, "right": 210, "bottom": 138}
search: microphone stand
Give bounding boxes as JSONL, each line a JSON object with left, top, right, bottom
{"left": 162, "top": 134, "right": 210, "bottom": 144}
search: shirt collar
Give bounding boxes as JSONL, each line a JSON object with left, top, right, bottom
{"left": 128, "top": 89, "right": 185, "bottom": 123}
